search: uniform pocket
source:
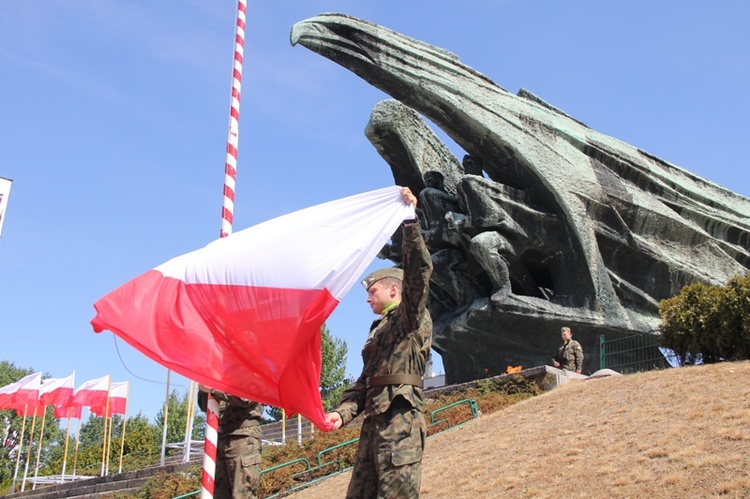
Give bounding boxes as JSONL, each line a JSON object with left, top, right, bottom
{"left": 240, "top": 453, "right": 262, "bottom": 467}
{"left": 391, "top": 444, "right": 423, "bottom": 467}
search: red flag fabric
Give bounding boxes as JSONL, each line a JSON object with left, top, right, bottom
{"left": 72, "top": 375, "right": 110, "bottom": 409}
{"left": 54, "top": 404, "right": 82, "bottom": 419}
{"left": 91, "top": 186, "right": 414, "bottom": 429}
{"left": 40, "top": 373, "right": 75, "bottom": 407}
{"left": 91, "top": 381, "right": 128, "bottom": 417}
{"left": 0, "top": 372, "right": 41, "bottom": 412}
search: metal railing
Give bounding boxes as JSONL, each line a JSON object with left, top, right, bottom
{"left": 599, "top": 333, "right": 673, "bottom": 373}
{"left": 177, "top": 398, "right": 481, "bottom": 499}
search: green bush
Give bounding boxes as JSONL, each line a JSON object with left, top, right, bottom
{"left": 659, "top": 274, "right": 750, "bottom": 363}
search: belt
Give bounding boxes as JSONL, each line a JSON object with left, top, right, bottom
{"left": 366, "top": 374, "right": 423, "bottom": 389}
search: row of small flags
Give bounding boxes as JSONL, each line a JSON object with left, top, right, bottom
{"left": 0, "top": 371, "right": 128, "bottom": 419}
{"left": 0, "top": 371, "right": 131, "bottom": 493}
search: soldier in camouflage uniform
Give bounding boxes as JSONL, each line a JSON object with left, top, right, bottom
{"left": 552, "top": 326, "right": 584, "bottom": 373}
{"left": 325, "top": 187, "right": 433, "bottom": 499}
{"left": 198, "top": 387, "right": 263, "bottom": 499}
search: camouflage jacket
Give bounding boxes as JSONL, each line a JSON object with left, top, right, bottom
{"left": 335, "top": 220, "right": 433, "bottom": 425}
{"left": 197, "top": 390, "right": 263, "bottom": 436}
{"left": 556, "top": 340, "right": 584, "bottom": 372}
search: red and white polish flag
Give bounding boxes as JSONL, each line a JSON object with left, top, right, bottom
{"left": 91, "top": 381, "right": 128, "bottom": 417}
{"left": 0, "top": 371, "right": 41, "bottom": 413}
{"left": 91, "top": 186, "right": 414, "bottom": 430}
{"left": 72, "top": 375, "right": 111, "bottom": 410}
{"left": 40, "top": 372, "right": 75, "bottom": 408}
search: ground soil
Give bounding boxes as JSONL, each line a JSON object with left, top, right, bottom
{"left": 288, "top": 361, "right": 750, "bottom": 498}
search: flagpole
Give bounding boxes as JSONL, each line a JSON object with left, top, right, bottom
{"left": 31, "top": 407, "right": 48, "bottom": 488}
{"left": 72, "top": 415, "right": 82, "bottom": 476}
{"left": 60, "top": 370, "right": 75, "bottom": 483}
{"left": 297, "top": 414, "right": 302, "bottom": 445}
{"left": 218, "top": 0, "right": 247, "bottom": 241}
{"left": 202, "top": 1, "right": 247, "bottom": 498}
{"left": 11, "top": 404, "right": 29, "bottom": 493}
{"left": 183, "top": 380, "right": 197, "bottom": 462}
{"left": 160, "top": 369, "right": 171, "bottom": 466}
{"left": 100, "top": 375, "right": 111, "bottom": 476}
{"left": 20, "top": 406, "right": 38, "bottom": 491}
{"left": 105, "top": 412, "right": 114, "bottom": 475}
{"left": 281, "top": 408, "right": 286, "bottom": 444}
{"left": 117, "top": 381, "right": 130, "bottom": 473}
{"left": 60, "top": 408, "right": 72, "bottom": 483}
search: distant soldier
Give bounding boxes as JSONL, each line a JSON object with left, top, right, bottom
{"left": 324, "top": 187, "right": 432, "bottom": 498}
{"left": 552, "top": 326, "right": 584, "bottom": 374}
{"left": 198, "top": 388, "right": 263, "bottom": 499}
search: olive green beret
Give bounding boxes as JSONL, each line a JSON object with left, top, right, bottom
{"left": 361, "top": 267, "right": 404, "bottom": 290}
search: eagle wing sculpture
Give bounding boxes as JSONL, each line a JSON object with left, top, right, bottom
{"left": 292, "top": 13, "right": 750, "bottom": 379}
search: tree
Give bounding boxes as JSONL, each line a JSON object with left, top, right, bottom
{"left": 717, "top": 275, "right": 750, "bottom": 359}
{"left": 319, "top": 324, "right": 350, "bottom": 412}
{"left": 659, "top": 274, "right": 750, "bottom": 364}
{"left": 122, "top": 412, "right": 155, "bottom": 457}
{"left": 44, "top": 412, "right": 157, "bottom": 476}
{"left": 152, "top": 389, "right": 205, "bottom": 451}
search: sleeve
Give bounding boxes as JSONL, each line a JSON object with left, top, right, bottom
{"left": 574, "top": 342, "right": 584, "bottom": 371}
{"left": 333, "top": 374, "right": 367, "bottom": 426}
{"left": 400, "top": 220, "right": 433, "bottom": 332}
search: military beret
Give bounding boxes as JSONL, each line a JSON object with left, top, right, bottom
{"left": 361, "top": 267, "right": 404, "bottom": 290}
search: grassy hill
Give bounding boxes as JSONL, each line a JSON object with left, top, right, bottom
{"left": 288, "top": 361, "right": 750, "bottom": 498}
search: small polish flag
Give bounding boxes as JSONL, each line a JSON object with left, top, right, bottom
{"left": 72, "top": 375, "right": 110, "bottom": 409}
{"left": 91, "top": 381, "right": 128, "bottom": 417}
{"left": 0, "top": 372, "right": 41, "bottom": 412}
{"left": 40, "top": 373, "right": 75, "bottom": 407}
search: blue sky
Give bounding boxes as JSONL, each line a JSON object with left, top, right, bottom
{"left": 1, "top": 1, "right": 748, "bottom": 423}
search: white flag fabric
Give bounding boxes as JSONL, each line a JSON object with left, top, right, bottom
{"left": 0, "top": 177, "right": 12, "bottom": 238}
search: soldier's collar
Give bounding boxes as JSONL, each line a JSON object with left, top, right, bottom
{"left": 380, "top": 301, "right": 400, "bottom": 316}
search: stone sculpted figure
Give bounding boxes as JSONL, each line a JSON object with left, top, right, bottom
{"left": 291, "top": 14, "right": 750, "bottom": 381}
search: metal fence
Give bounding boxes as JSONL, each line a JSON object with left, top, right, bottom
{"left": 599, "top": 333, "right": 677, "bottom": 373}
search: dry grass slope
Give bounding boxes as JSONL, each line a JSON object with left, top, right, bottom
{"left": 289, "top": 361, "right": 750, "bottom": 498}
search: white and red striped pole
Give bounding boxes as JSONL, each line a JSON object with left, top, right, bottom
{"left": 202, "top": 1, "right": 247, "bottom": 498}
{"left": 219, "top": 0, "right": 247, "bottom": 240}
{"left": 200, "top": 394, "right": 220, "bottom": 498}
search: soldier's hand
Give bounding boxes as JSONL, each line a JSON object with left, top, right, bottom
{"left": 325, "top": 411, "right": 343, "bottom": 431}
{"left": 401, "top": 187, "right": 417, "bottom": 208}
{"left": 198, "top": 384, "right": 211, "bottom": 393}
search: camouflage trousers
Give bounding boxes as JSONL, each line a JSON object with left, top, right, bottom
{"left": 346, "top": 396, "right": 426, "bottom": 499}
{"left": 214, "top": 427, "right": 262, "bottom": 499}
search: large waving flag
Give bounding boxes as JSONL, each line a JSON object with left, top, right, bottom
{"left": 91, "top": 186, "right": 414, "bottom": 429}
{"left": 0, "top": 372, "right": 41, "bottom": 413}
